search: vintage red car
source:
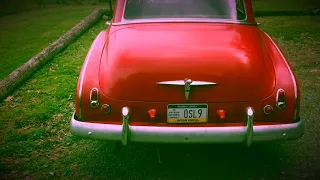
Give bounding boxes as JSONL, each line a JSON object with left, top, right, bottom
{"left": 71, "top": 0, "right": 304, "bottom": 148}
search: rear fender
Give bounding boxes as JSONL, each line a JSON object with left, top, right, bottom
{"left": 75, "top": 30, "right": 107, "bottom": 121}
{"left": 261, "top": 31, "right": 300, "bottom": 123}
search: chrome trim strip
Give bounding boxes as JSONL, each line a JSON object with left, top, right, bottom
{"left": 157, "top": 80, "right": 217, "bottom": 86}
{"left": 71, "top": 112, "right": 304, "bottom": 144}
{"left": 112, "top": 19, "right": 257, "bottom": 26}
{"left": 191, "top": 81, "right": 217, "bottom": 85}
{"left": 157, "top": 79, "right": 217, "bottom": 100}
{"left": 265, "top": 33, "right": 298, "bottom": 119}
{"left": 246, "top": 107, "right": 254, "bottom": 147}
{"left": 106, "top": 18, "right": 113, "bottom": 26}
{"left": 78, "top": 31, "right": 104, "bottom": 120}
{"left": 106, "top": 21, "right": 112, "bottom": 25}
{"left": 157, "top": 80, "right": 184, "bottom": 85}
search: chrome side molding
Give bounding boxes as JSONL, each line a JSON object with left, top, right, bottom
{"left": 121, "top": 107, "right": 130, "bottom": 145}
{"left": 246, "top": 107, "right": 255, "bottom": 147}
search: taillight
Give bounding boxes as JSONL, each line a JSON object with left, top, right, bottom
{"left": 148, "top": 109, "right": 157, "bottom": 120}
{"left": 276, "top": 88, "right": 286, "bottom": 109}
{"left": 90, "top": 88, "right": 100, "bottom": 108}
{"left": 216, "top": 109, "right": 226, "bottom": 120}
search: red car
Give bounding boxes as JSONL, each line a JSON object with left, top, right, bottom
{"left": 71, "top": 0, "right": 304, "bottom": 148}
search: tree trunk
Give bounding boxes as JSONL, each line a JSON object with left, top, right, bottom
{"left": 0, "top": 8, "right": 110, "bottom": 101}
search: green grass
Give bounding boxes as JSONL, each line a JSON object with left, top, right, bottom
{"left": 0, "top": 20, "right": 107, "bottom": 179}
{"left": 0, "top": 4, "right": 108, "bottom": 80}
{"left": 0, "top": 16, "right": 319, "bottom": 179}
{"left": 252, "top": 0, "right": 319, "bottom": 11}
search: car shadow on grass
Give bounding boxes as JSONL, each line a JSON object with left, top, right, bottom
{"left": 75, "top": 141, "right": 289, "bottom": 180}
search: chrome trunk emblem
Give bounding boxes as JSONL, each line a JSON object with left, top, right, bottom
{"left": 184, "top": 79, "right": 192, "bottom": 100}
{"left": 157, "top": 79, "right": 217, "bottom": 100}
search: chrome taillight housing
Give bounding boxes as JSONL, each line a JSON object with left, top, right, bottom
{"left": 90, "top": 88, "right": 100, "bottom": 108}
{"left": 276, "top": 88, "right": 286, "bottom": 109}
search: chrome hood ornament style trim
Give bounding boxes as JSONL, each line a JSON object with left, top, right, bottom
{"left": 157, "top": 79, "right": 217, "bottom": 100}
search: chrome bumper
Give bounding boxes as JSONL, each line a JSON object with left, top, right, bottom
{"left": 70, "top": 111, "right": 304, "bottom": 146}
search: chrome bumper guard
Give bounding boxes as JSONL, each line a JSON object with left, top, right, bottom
{"left": 70, "top": 107, "right": 304, "bottom": 146}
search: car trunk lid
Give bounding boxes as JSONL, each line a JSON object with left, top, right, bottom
{"left": 99, "top": 23, "right": 275, "bottom": 102}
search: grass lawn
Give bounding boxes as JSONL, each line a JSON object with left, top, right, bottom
{"left": 0, "top": 4, "right": 108, "bottom": 80}
{"left": 252, "top": 0, "right": 319, "bottom": 11}
{"left": 0, "top": 16, "right": 319, "bottom": 179}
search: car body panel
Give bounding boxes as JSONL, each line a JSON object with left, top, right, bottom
{"left": 99, "top": 23, "right": 276, "bottom": 102}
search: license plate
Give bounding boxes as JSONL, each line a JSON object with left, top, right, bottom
{"left": 167, "top": 104, "right": 208, "bottom": 123}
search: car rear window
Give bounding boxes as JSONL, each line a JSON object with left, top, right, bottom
{"left": 123, "top": 0, "right": 246, "bottom": 20}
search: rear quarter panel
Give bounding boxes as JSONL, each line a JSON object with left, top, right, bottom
{"left": 75, "top": 30, "right": 107, "bottom": 120}
{"left": 261, "top": 31, "right": 300, "bottom": 123}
